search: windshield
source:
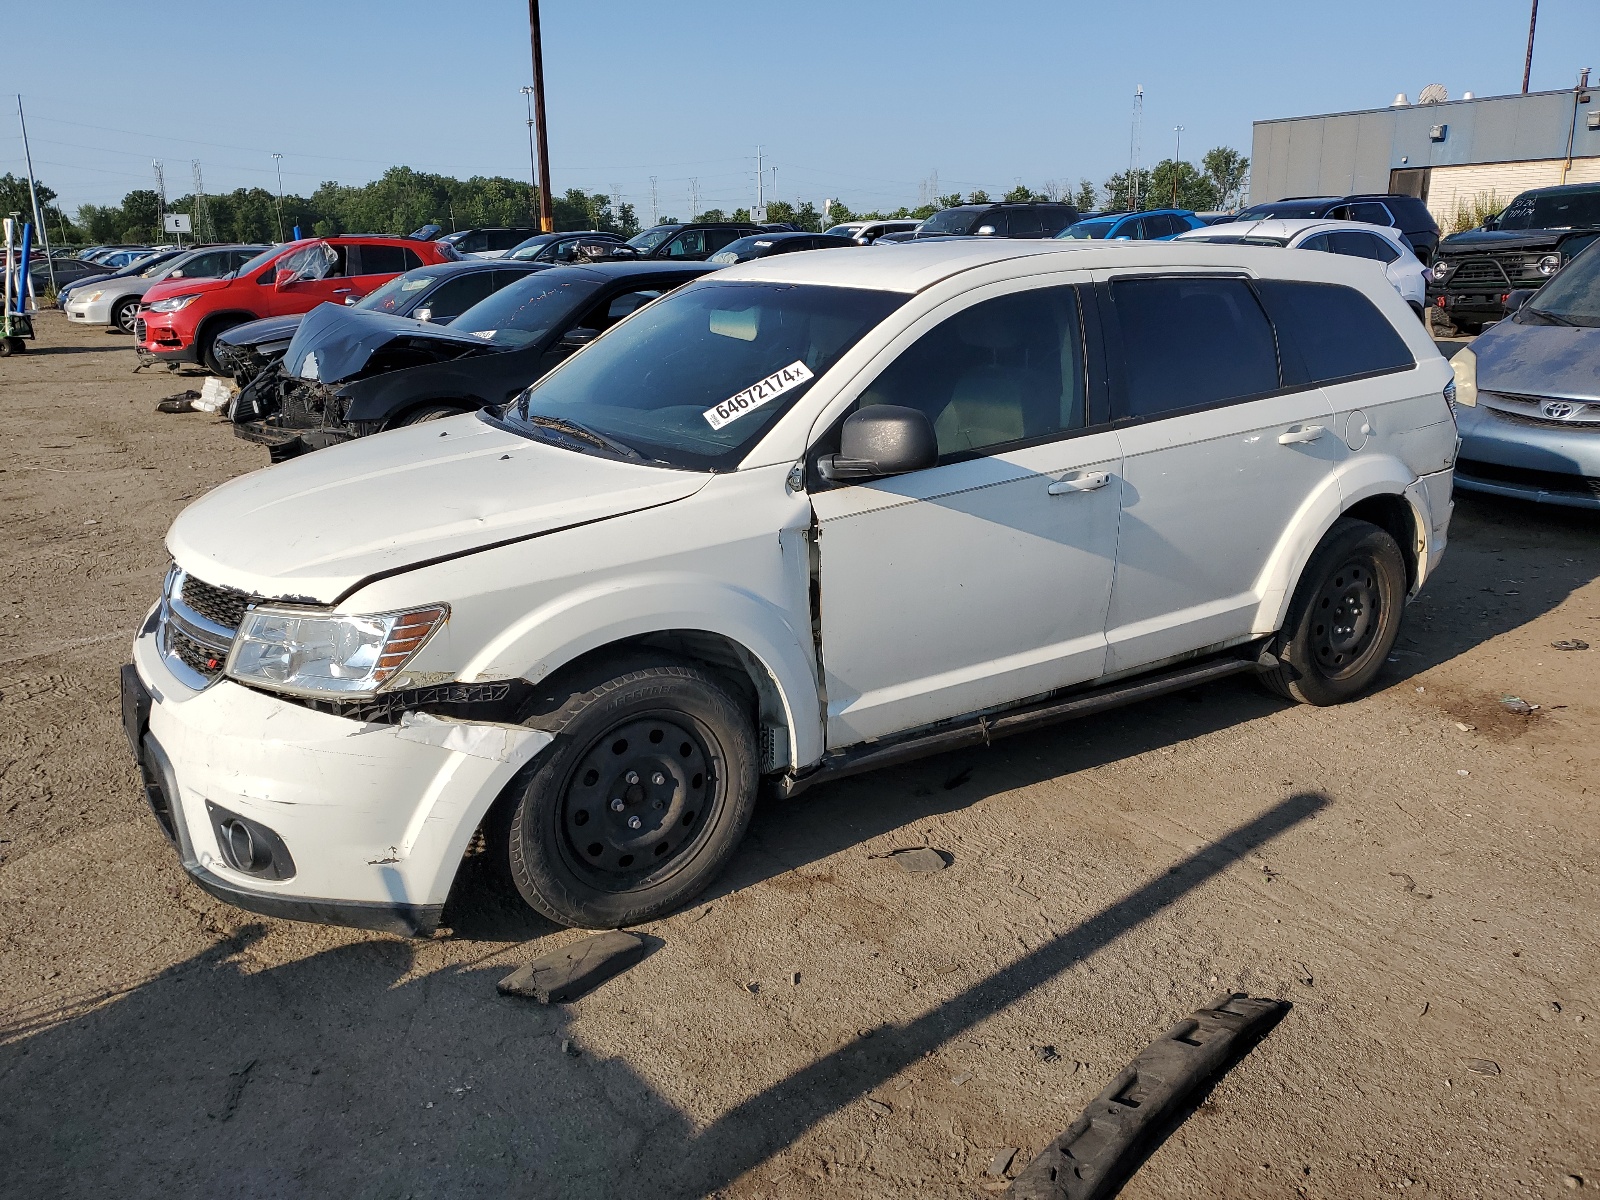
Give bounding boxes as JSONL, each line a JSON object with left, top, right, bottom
{"left": 501, "top": 281, "right": 904, "bottom": 470}
{"left": 141, "top": 256, "right": 181, "bottom": 279}
{"left": 449, "top": 273, "right": 600, "bottom": 348}
{"left": 356, "top": 270, "right": 436, "bottom": 313}
{"left": 237, "top": 246, "right": 284, "bottom": 277}
{"left": 918, "top": 209, "right": 978, "bottom": 235}
{"left": 1496, "top": 188, "right": 1600, "bottom": 231}
{"left": 507, "top": 237, "right": 554, "bottom": 261}
{"left": 628, "top": 226, "right": 679, "bottom": 252}
{"left": 1523, "top": 240, "right": 1600, "bottom": 327}
{"left": 1059, "top": 219, "right": 1115, "bottom": 240}
{"left": 823, "top": 225, "right": 860, "bottom": 238}
{"left": 707, "top": 236, "right": 772, "bottom": 265}
{"left": 1180, "top": 234, "right": 1289, "bottom": 247}
{"left": 1234, "top": 201, "right": 1330, "bottom": 223}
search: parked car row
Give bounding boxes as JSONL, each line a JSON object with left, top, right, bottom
{"left": 125, "top": 234, "right": 1459, "bottom": 935}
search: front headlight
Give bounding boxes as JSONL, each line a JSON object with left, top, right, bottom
{"left": 227, "top": 604, "right": 448, "bottom": 698}
{"left": 1450, "top": 347, "right": 1477, "bottom": 408}
{"left": 1537, "top": 253, "right": 1562, "bottom": 277}
{"left": 85, "top": 290, "right": 104, "bottom": 302}
{"left": 1430, "top": 260, "right": 1454, "bottom": 282}
{"left": 146, "top": 293, "right": 200, "bottom": 313}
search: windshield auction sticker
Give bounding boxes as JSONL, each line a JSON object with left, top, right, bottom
{"left": 704, "top": 360, "right": 814, "bottom": 431}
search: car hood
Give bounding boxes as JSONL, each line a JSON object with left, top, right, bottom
{"left": 166, "top": 414, "right": 711, "bottom": 604}
{"left": 218, "top": 313, "right": 304, "bottom": 350}
{"left": 1473, "top": 317, "right": 1600, "bottom": 403}
{"left": 281, "top": 303, "right": 495, "bottom": 385}
{"left": 142, "top": 273, "right": 238, "bottom": 305}
{"left": 1438, "top": 228, "right": 1562, "bottom": 254}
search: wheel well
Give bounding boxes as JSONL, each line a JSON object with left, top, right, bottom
{"left": 390, "top": 398, "right": 478, "bottom": 428}
{"left": 195, "top": 311, "right": 255, "bottom": 352}
{"left": 1342, "top": 493, "right": 1419, "bottom": 590}
{"left": 528, "top": 630, "right": 791, "bottom": 769}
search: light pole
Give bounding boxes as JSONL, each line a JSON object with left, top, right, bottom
{"left": 1171, "top": 126, "right": 1185, "bottom": 207}
{"left": 271, "top": 153, "right": 285, "bottom": 242}
{"left": 1522, "top": 0, "right": 1538, "bottom": 93}
{"left": 520, "top": 86, "right": 539, "bottom": 226}
{"left": 525, "top": 1, "right": 555, "bottom": 233}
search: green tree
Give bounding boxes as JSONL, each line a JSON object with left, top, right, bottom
{"left": 1147, "top": 159, "right": 1219, "bottom": 211}
{"left": 1074, "top": 179, "right": 1097, "bottom": 211}
{"left": 1201, "top": 147, "right": 1249, "bottom": 211}
{"left": 1102, "top": 168, "right": 1152, "bottom": 211}
{"left": 965, "top": 189, "right": 991, "bottom": 204}
{"left": 0, "top": 173, "right": 79, "bottom": 242}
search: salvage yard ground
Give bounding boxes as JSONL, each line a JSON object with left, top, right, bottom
{"left": 0, "top": 312, "right": 1596, "bottom": 1199}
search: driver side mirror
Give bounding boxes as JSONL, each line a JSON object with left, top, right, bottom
{"left": 558, "top": 327, "right": 600, "bottom": 351}
{"left": 1504, "top": 288, "right": 1536, "bottom": 314}
{"left": 412, "top": 307, "right": 432, "bottom": 321}
{"left": 819, "top": 405, "right": 938, "bottom": 483}
{"left": 975, "top": 225, "right": 997, "bottom": 236}
{"left": 274, "top": 266, "right": 295, "bottom": 288}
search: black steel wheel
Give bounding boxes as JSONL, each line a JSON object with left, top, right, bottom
{"left": 495, "top": 655, "right": 758, "bottom": 928}
{"left": 1262, "top": 517, "right": 1407, "bottom": 706}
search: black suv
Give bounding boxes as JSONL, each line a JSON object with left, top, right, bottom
{"left": 914, "top": 202, "right": 1080, "bottom": 239}
{"left": 1427, "top": 183, "right": 1600, "bottom": 333}
{"left": 1225, "top": 193, "right": 1441, "bottom": 263}
{"left": 435, "top": 227, "right": 540, "bottom": 257}
{"left": 626, "top": 222, "right": 764, "bottom": 260}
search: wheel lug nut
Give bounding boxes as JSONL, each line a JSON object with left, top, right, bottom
{"left": 625, "top": 771, "right": 640, "bottom": 785}
{"left": 610, "top": 798, "right": 625, "bottom": 812}
{"left": 652, "top": 772, "right": 666, "bottom": 785}
{"left": 626, "top": 815, "right": 642, "bottom": 830}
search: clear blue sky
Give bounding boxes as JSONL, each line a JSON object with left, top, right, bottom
{"left": 3, "top": 0, "right": 1594, "bottom": 219}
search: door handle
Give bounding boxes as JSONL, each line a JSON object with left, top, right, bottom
{"left": 1047, "top": 471, "right": 1111, "bottom": 495}
{"left": 332, "top": 287, "right": 354, "bottom": 294}
{"left": 1277, "top": 425, "right": 1325, "bottom": 445}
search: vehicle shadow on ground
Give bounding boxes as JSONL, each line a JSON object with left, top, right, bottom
{"left": 15, "top": 342, "right": 128, "bottom": 356}
{"left": 1382, "top": 491, "right": 1600, "bottom": 684}
{"left": 0, "top": 793, "right": 1325, "bottom": 1200}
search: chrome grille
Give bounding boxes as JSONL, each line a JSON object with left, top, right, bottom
{"left": 167, "top": 623, "right": 228, "bottom": 677}
{"left": 181, "top": 575, "right": 250, "bottom": 630}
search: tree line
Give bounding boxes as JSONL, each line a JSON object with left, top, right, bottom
{"left": 2, "top": 146, "right": 1246, "bottom": 248}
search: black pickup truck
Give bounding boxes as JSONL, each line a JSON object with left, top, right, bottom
{"left": 1427, "top": 182, "right": 1600, "bottom": 333}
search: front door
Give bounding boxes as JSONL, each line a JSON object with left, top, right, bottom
{"left": 812, "top": 280, "right": 1122, "bottom": 747}
{"left": 1094, "top": 272, "right": 1341, "bottom": 674}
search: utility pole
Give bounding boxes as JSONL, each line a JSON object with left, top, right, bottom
{"left": 16, "top": 95, "right": 55, "bottom": 293}
{"left": 649, "top": 176, "right": 658, "bottom": 226}
{"left": 1128, "top": 85, "right": 1144, "bottom": 211}
{"left": 525, "top": 0, "right": 555, "bottom": 232}
{"left": 1522, "top": 0, "right": 1538, "bottom": 93}
{"left": 271, "top": 153, "right": 285, "bottom": 242}
{"left": 153, "top": 160, "right": 167, "bottom": 243}
{"left": 519, "top": 86, "right": 539, "bottom": 226}
{"left": 1171, "top": 125, "right": 1185, "bottom": 207}
{"left": 755, "top": 145, "right": 763, "bottom": 218}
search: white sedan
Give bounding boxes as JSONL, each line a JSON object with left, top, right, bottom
{"left": 1175, "top": 219, "right": 1427, "bottom": 316}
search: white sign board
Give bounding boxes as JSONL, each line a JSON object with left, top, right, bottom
{"left": 750, "top": 205, "right": 768, "bottom": 224}
{"left": 163, "top": 213, "right": 192, "bottom": 234}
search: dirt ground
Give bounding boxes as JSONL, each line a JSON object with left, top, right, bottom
{"left": 1, "top": 311, "right": 1596, "bottom": 1200}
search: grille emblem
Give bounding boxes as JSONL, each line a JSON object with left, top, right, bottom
{"left": 1541, "top": 401, "right": 1576, "bottom": 420}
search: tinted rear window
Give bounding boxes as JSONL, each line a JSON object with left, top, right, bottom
{"left": 1111, "top": 277, "right": 1279, "bottom": 418}
{"left": 1256, "top": 280, "right": 1413, "bottom": 386}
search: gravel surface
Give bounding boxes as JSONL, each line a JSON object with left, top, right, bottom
{"left": 1, "top": 313, "right": 1596, "bottom": 1199}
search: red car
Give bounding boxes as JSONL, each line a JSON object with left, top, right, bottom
{"left": 136, "top": 235, "right": 455, "bottom": 372}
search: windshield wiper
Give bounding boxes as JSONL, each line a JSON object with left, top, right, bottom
{"left": 1524, "top": 307, "right": 1578, "bottom": 326}
{"left": 526, "top": 414, "right": 644, "bottom": 461}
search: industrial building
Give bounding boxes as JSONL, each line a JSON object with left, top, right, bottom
{"left": 1251, "top": 78, "right": 1598, "bottom": 227}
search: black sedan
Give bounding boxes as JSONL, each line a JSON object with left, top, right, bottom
{"left": 213, "top": 259, "right": 548, "bottom": 384}
{"left": 232, "top": 260, "right": 713, "bottom": 460}
{"left": 706, "top": 231, "right": 858, "bottom": 264}
{"left": 625, "top": 222, "right": 763, "bottom": 260}
{"left": 505, "top": 230, "right": 633, "bottom": 264}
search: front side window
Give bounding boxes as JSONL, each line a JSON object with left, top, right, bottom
{"left": 1347, "top": 202, "right": 1393, "bottom": 226}
{"left": 1111, "top": 277, "right": 1279, "bottom": 419}
{"left": 663, "top": 229, "right": 710, "bottom": 257}
{"left": 452, "top": 231, "right": 490, "bottom": 253}
{"left": 1329, "top": 231, "right": 1398, "bottom": 263}
{"left": 1256, "top": 279, "right": 1413, "bottom": 385}
{"left": 504, "top": 281, "right": 904, "bottom": 470}
{"left": 628, "top": 226, "right": 679, "bottom": 253}
{"left": 919, "top": 208, "right": 980, "bottom": 235}
{"left": 420, "top": 272, "right": 498, "bottom": 320}
{"left": 855, "top": 286, "right": 1086, "bottom": 459}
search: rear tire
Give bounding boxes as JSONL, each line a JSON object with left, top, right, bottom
{"left": 1261, "top": 518, "right": 1407, "bottom": 706}
{"left": 495, "top": 655, "right": 758, "bottom": 929}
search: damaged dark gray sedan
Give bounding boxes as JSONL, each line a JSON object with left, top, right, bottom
{"left": 232, "top": 260, "right": 713, "bottom": 460}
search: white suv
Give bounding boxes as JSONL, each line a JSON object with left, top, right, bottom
{"left": 124, "top": 240, "right": 1457, "bottom": 932}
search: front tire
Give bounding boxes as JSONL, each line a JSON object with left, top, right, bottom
{"left": 1262, "top": 518, "right": 1407, "bottom": 706}
{"left": 497, "top": 656, "right": 758, "bottom": 928}
{"left": 111, "top": 296, "right": 139, "bottom": 335}
{"left": 401, "top": 403, "right": 472, "bottom": 425}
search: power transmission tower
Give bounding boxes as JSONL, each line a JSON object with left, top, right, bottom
{"left": 610, "top": 185, "right": 622, "bottom": 230}
{"left": 152, "top": 160, "right": 167, "bottom": 242}
{"left": 1128, "top": 85, "right": 1144, "bottom": 210}
{"left": 191, "top": 161, "right": 212, "bottom": 242}
{"left": 689, "top": 178, "right": 699, "bottom": 221}
{"left": 649, "top": 176, "right": 658, "bottom": 225}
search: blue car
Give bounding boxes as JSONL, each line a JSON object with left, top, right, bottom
{"left": 1056, "top": 209, "right": 1206, "bottom": 241}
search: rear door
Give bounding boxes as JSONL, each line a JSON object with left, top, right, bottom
{"left": 347, "top": 242, "right": 422, "bottom": 303}
{"left": 1094, "top": 272, "right": 1340, "bottom": 673}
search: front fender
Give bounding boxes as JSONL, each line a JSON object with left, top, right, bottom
{"left": 459, "top": 571, "right": 824, "bottom": 770}
{"left": 1250, "top": 453, "right": 1427, "bottom": 635}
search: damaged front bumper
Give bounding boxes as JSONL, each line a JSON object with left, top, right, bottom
{"left": 125, "top": 612, "right": 552, "bottom": 935}
{"left": 231, "top": 374, "right": 362, "bottom": 461}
